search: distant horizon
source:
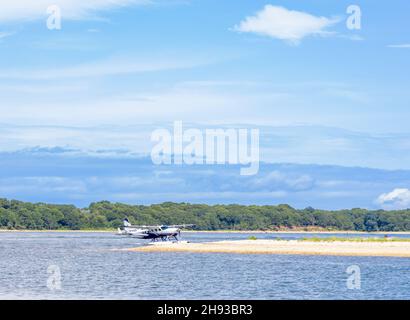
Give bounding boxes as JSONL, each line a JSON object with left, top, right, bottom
{"left": 2, "top": 196, "right": 410, "bottom": 213}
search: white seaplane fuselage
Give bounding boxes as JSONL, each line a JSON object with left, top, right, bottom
{"left": 119, "top": 226, "right": 180, "bottom": 239}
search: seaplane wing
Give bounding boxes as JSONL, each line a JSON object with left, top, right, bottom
{"left": 126, "top": 225, "right": 158, "bottom": 229}
{"left": 126, "top": 223, "right": 195, "bottom": 229}
{"left": 122, "top": 219, "right": 195, "bottom": 229}
{"left": 165, "top": 224, "right": 195, "bottom": 229}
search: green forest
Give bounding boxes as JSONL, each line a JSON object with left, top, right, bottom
{"left": 0, "top": 198, "right": 410, "bottom": 231}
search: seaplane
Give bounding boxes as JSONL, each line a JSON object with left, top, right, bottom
{"left": 117, "top": 218, "right": 195, "bottom": 242}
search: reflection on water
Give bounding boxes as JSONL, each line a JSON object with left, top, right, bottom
{"left": 0, "top": 232, "right": 409, "bottom": 300}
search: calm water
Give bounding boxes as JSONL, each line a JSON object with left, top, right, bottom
{"left": 0, "top": 232, "right": 409, "bottom": 300}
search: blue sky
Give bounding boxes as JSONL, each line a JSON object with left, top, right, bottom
{"left": 0, "top": 0, "right": 410, "bottom": 209}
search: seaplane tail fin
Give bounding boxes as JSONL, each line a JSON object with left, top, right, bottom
{"left": 123, "top": 218, "right": 131, "bottom": 227}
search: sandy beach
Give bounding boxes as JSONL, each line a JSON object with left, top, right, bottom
{"left": 124, "top": 240, "right": 410, "bottom": 258}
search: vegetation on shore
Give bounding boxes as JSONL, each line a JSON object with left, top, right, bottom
{"left": 300, "top": 237, "right": 410, "bottom": 242}
{"left": 0, "top": 198, "right": 410, "bottom": 231}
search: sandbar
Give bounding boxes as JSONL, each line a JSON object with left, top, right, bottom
{"left": 124, "top": 240, "right": 410, "bottom": 257}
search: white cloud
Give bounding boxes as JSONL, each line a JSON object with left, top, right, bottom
{"left": 0, "top": 55, "right": 206, "bottom": 80}
{"left": 0, "top": 176, "right": 87, "bottom": 194}
{"left": 234, "top": 5, "right": 340, "bottom": 45}
{"left": 0, "top": 31, "right": 14, "bottom": 39}
{"left": 339, "top": 34, "right": 364, "bottom": 41}
{"left": 376, "top": 188, "right": 410, "bottom": 210}
{"left": 0, "top": 0, "right": 148, "bottom": 23}
{"left": 387, "top": 44, "right": 410, "bottom": 49}
{"left": 251, "top": 171, "right": 314, "bottom": 191}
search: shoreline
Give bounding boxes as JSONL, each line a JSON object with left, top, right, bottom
{"left": 1, "top": 229, "right": 410, "bottom": 235}
{"left": 185, "top": 230, "right": 410, "bottom": 235}
{"left": 123, "top": 239, "right": 410, "bottom": 258}
{"left": 0, "top": 229, "right": 115, "bottom": 233}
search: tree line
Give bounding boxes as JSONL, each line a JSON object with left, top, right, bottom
{"left": 0, "top": 198, "right": 409, "bottom": 231}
